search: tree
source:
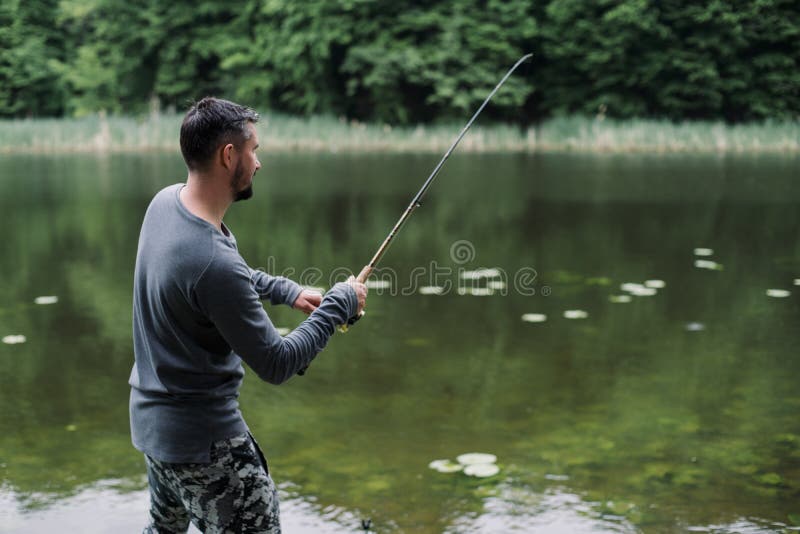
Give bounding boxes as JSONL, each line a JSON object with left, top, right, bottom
{"left": 0, "top": 0, "right": 66, "bottom": 117}
{"left": 0, "top": 0, "right": 798, "bottom": 122}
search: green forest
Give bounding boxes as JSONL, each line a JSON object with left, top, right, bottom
{"left": 1, "top": 0, "right": 798, "bottom": 124}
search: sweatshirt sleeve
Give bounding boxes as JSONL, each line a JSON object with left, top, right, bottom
{"left": 195, "top": 253, "right": 358, "bottom": 384}
{"left": 249, "top": 268, "right": 304, "bottom": 307}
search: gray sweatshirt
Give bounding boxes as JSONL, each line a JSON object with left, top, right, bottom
{"left": 129, "top": 184, "right": 357, "bottom": 463}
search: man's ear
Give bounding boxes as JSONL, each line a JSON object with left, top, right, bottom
{"left": 220, "top": 143, "right": 235, "bottom": 171}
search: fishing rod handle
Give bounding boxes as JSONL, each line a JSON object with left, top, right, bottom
{"left": 336, "top": 265, "right": 371, "bottom": 333}
{"left": 356, "top": 264, "right": 373, "bottom": 284}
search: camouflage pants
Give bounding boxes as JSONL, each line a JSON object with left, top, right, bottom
{"left": 143, "top": 433, "right": 280, "bottom": 533}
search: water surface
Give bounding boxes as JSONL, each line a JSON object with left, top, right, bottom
{"left": 0, "top": 152, "right": 798, "bottom": 533}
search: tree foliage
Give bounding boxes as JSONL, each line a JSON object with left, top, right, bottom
{"left": 0, "top": 0, "right": 797, "bottom": 123}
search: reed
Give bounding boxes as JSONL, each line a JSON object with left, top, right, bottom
{"left": 531, "top": 116, "right": 800, "bottom": 153}
{"left": 0, "top": 113, "right": 797, "bottom": 154}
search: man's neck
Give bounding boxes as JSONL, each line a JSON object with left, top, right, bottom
{"left": 180, "top": 173, "right": 232, "bottom": 232}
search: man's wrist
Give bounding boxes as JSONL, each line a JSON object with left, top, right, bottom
{"left": 286, "top": 282, "right": 303, "bottom": 308}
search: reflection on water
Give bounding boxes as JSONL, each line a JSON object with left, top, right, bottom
{"left": 0, "top": 480, "right": 362, "bottom": 533}
{"left": 0, "top": 152, "right": 799, "bottom": 533}
{"left": 1, "top": 480, "right": 791, "bottom": 533}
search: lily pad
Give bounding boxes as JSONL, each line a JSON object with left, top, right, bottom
{"left": 65, "top": 424, "right": 77, "bottom": 432}
{"left": 630, "top": 287, "right": 657, "bottom": 296}
{"left": 521, "top": 313, "right": 547, "bottom": 323}
{"left": 419, "top": 286, "right": 444, "bottom": 295}
{"left": 795, "top": 279, "right": 800, "bottom": 286}
{"left": 428, "top": 459, "right": 463, "bottom": 473}
{"left": 563, "top": 310, "right": 588, "bottom": 319}
{"left": 766, "top": 289, "right": 790, "bottom": 298}
{"left": 694, "top": 259, "right": 723, "bottom": 271}
{"left": 456, "top": 453, "right": 497, "bottom": 465}
{"left": 34, "top": 296, "right": 58, "bottom": 305}
{"left": 609, "top": 295, "right": 632, "bottom": 303}
{"left": 694, "top": 248, "right": 714, "bottom": 256}
{"left": 463, "top": 464, "right": 500, "bottom": 478}
{"left": 620, "top": 282, "right": 657, "bottom": 296}
{"left": 685, "top": 322, "right": 705, "bottom": 332}
{"left": 460, "top": 268, "right": 502, "bottom": 280}
{"left": 2, "top": 335, "right": 26, "bottom": 344}
{"left": 644, "top": 280, "right": 665, "bottom": 289}
{"left": 620, "top": 283, "right": 645, "bottom": 293}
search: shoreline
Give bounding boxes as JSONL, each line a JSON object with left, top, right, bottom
{"left": 0, "top": 114, "right": 798, "bottom": 155}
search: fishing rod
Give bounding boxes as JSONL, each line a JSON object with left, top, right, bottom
{"left": 297, "top": 54, "right": 533, "bottom": 374}
{"left": 339, "top": 54, "right": 533, "bottom": 332}
{"left": 356, "top": 54, "right": 533, "bottom": 278}
{"left": 339, "top": 53, "right": 533, "bottom": 331}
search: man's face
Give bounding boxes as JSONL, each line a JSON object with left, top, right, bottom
{"left": 231, "top": 122, "right": 261, "bottom": 202}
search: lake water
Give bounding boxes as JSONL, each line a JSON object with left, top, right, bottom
{"left": 0, "top": 152, "right": 798, "bottom": 533}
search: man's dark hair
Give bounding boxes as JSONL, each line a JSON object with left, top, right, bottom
{"left": 179, "top": 97, "right": 259, "bottom": 171}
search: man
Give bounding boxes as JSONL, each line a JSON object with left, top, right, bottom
{"left": 129, "top": 97, "right": 367, "bottom": 533}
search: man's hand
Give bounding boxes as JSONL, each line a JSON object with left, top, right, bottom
{"left": 347, "top": 275, "right": 368, "bottom": 316}
{"left": 292, "top": 289, "right": 322, "bottom": 315}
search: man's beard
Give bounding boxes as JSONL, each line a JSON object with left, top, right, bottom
{"left": 231, "top": 160, "right": 253, "bottom": 202}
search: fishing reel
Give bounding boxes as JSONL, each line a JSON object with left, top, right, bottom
{"left": 337, "top": 310, "right": 365, "bottom": 333}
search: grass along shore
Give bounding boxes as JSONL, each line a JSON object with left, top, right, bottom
{"left": 0, "top": 113, "right": 798, "bottom": 154}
